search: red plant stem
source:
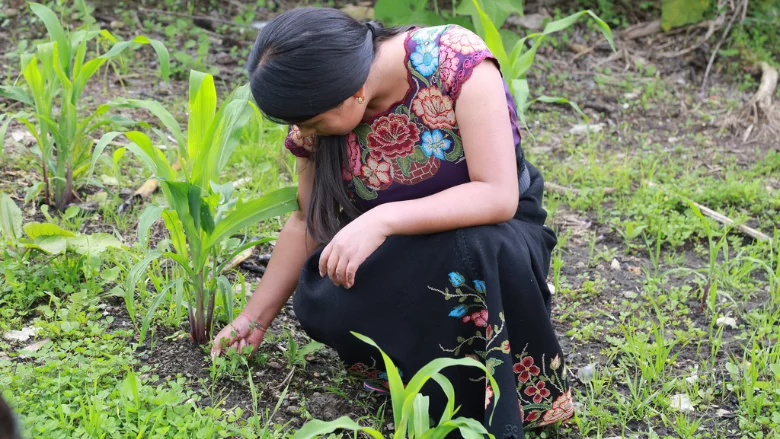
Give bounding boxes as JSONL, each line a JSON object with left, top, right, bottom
{"left": 42, "top": 158, "right": 51, "bottom": 206}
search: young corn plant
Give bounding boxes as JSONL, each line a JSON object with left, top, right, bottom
{"left": 294, "top": 332, "right": 500, "bottom": 439}
{"left": 116, "top": 70, "right": 298, "bottom": 345}
{"left": 469, "top": 0, "right": 615, "bottom": 128}
{"left": 0, "top": 2, "right": 169, "bottom": 210}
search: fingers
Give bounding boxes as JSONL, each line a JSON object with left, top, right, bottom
{"left": 319, "top": 244, "right": 332, "bottom": 277}
{"left": 335, "top": 256, "right": 350, "bottom": 288}
{"left": 345, "top": 260, "right": 360, "bottom": 289}
{"left": 326, "top": 250, "right": 341, "bottom": 286}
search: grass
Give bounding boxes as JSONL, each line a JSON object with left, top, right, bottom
{"left": 1, "top": 2, "right": 780, "bottom": 439}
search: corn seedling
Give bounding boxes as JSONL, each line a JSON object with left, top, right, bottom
{"left": 0, "top": 2, "right": 169, "bottom": 211}
{"left": 469, "top": 0, "right": 615, "bottom": 128}
{"left": 115, "top": 70, "right": 298, "bottom": 345}
{"left": 293, "top": 332, "right": 500, "bottom": 439}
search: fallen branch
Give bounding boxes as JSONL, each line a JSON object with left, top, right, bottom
{"left": 545, "top": 182, "right": 616, "bottom": 195}
{"left": 221, "top": 247, "right": 254, "bottom": 274}
{"left": 700, "top": 1, "right": 744, "bottom": 94}
{"left": 647, "top": 181, "right": 772, "bottom": 243}
{"left": 620, "top": 20, "right": 661, "bottom": 40}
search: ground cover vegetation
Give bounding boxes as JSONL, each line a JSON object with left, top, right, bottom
{"left": 0, "top": 0, "right": 778, "bottom": 438}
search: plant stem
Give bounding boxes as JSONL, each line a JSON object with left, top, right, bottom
{"left": 195, "top": 271, "right": 205, "bottom": 344}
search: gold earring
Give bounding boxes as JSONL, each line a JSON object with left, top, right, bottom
{"left": 357, "top": 96, "right": 365, "bottom": 104}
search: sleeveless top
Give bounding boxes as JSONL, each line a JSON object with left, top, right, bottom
{"left": 284, "top": 25, "right": 526, "bottom": 211}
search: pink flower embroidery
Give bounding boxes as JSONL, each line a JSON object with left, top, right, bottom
{"left": 438, "top": 47, "right": 460, "bottom": 92}
{"left": 440, "top": 26, "right": 488, "bottom": 55}
{"left": 524, "top": 381, "right": 551, "bottom": 404}
{"left": 411, "top": 87, "right": 455, "bottom": 130}
{"left": 524, "top": 410, "right": 540, "bottom": 422}
{"left": 539, "top": 390, "right": 575, "bottom": 426}
{"left": 513, "top": 356, "right": 541, "bottom": 383}
{"left": 462, "top": 309, "right": 488, "bottom": 327}
{"left": 289, "top": 125, "right": 314, "bottom": 151}
{"left": 366, "top": 114, "right": 420, "bottom": 159}
{"left": 485, "top": 385, "right": 494, "bottom": 410}
{"left": 361, "top": 155, "right": 392, "bottom": 189}
{"left": 501, "top": 340, "right": 511, "bottom": 354}
{"left": 342, "top": 132, "right": 363, "bottom": 180}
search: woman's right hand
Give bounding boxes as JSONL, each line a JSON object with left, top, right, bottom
{"left": 211, "top": 313, "right": 266, "bottom": 360}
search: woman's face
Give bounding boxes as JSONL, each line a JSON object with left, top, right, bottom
{"left": 293, "top": 91, "right": 366, "bottom": 137}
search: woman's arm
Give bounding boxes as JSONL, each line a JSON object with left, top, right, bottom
{"left": 243, "top": 157, "right": 319, "bottom": 327}
{"left": 321, "top": 61, "right": 520, "bottom": 287}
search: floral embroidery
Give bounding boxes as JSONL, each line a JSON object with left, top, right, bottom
{"left": 421, "top": 130, "right": 451, "bottom": 160}
{"left": 430, "top": 271, "right": 574, "bottom": 430}
{"left": 412, "top": 87, "right": 455, "bottom": 130}
{"left": 438, "top": 49, "right": 460, "bottom": 94}
{"left": 285, "top": 125, "right": 315, "bottom": 156}
{"left": 343, "top": 132, "right": 363, "bottom": 181}
{"left": 524, "top": 381, "right": 551, "bottom": 404}
{"left": 361, "top": 155, "right": 393, "bottom": 189}
{"left": 412, "top": 26, "right": 444, "bottom": 43}
{"left": 410, "top": 39, "right": 439, "bottom": 77}
{"left": 366, "top": 113, "right": 420, "bottom": 159}
{"left": 348, "top": 361, "right": 405, "bottom": 394}
{"left": 440, "top": 26, "right": 488, "bottom": 55}
{"left": 539, "top": 390, "right": 574, "bottom": 426}
{"left": 513, "top": 356, "right": 540, "bottom": 383}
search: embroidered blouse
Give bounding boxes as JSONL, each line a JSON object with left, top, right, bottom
{"left": 284, "top": 25, "right": 524, "bottom": 211}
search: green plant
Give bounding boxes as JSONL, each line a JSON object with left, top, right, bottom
{"left": 0, "top": 2, "right": 169, "bottom": 211}
{"left": 115, "top": 70, "right": 299, "bottom": 345}
{"left": 283, "top": 329, "right": 324, "bottom": 368}
{"left": 294, "top": 332, "right": 500, "bottom": 439}
{"left": 469, "top": 1, "right": 615, "bottom": 128}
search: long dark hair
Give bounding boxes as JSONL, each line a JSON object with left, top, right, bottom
{"left": 247, "top": 7, "right": 410, "bottom": 243}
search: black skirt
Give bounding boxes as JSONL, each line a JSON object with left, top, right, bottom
{"left": 293, "top": 161, "right": 572, "bottom": 439}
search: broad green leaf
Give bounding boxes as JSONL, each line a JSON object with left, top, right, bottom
{"left": 202, "top": 187, "right": 299, "bottom": 254}
{"left": 23, "top": 222, "right": 76, "bottom": 239}
{"left": 163, "top": 181, "right": 202, "bottom": 265}
{"left": 661, "top": 0, "right": 711, "bottom": 31}
{"left": 112, "top": 147, "right": 126, "bottom": 170}
{"left": 187, "top": 70, "right": 217, "bottom": 163}
{"left": 112, "top": 100, "right": 184, "bottom": 151}
{"left": 124, "top": 251, "right": 163, "bottom": 324}
{"left": 66, "top": 233, "right": 122, "bottom": 255}
{"left": 217, "top": 275, "right": 233, "bottom": 322}
{"left": 199, "top": 197, "right": 215, "bottom": 234}
{"left": 429, "top": 373, "right": 457, "bottom": 425}
{"left": 202, "top": 87, "right": 254, "bottom": 186}
{"left": 350, "top": 332, "right": 406, "bottom": 427}
{"left": 148, "top": 39, "right": 170, "bottom": 83}
{"left": 534, "top": 95, "right": 588, "bottom": 122}
{"left": 187, "top": 183, "right": 203, "bottom": 232}
{"left": 30, "top": 235, "right": 68, "bottom": 254}
{"left": 137, "top": 205, "right": 163, "bottom": 247}
{"left": 457, "top": 0, "right": 522, "bottom": 35}
{"left": 21, "top": 55, "right": 45, "bottom": 112}
{"left": 471, "top": 0, "right": 509, "bottom": 73}
{"left": 585, "top": 10, "right": 616, "bottom": 52}
{"left": 62, "top": 206, "right": 80, "bottom": 221}
{"left": 413, "top": 393, "right": 431, "bottom": 438}
{"left": 86, "top": 131, "right": 123, "bottom": 182}
{"left": 541, "top": 10, "right": 588, "bottom": 34}
{"left": 0, "top": 86, "right": 33, "bottom": 105}
{"left": 0, "top": 193, "right": 23, "bottom": 241}
{"left": 29, "top": 2, "right": 70, "bottom": 76}
{"left": 125, "top": 131, "right": 174, "bottom": 180}
{"left": 292, "top": 416, "right": 384, "bottom": 439}
{"left": 162, "top": 210, "right": 188, "bottom": 258}
{"left": 74, "top": 58, "right": 107, "bottom": 101}
{"left": 511, "top": 79, "right": 529, "bottom": 128}
{"left": 512, "top": 37, "right": 542, "bottom": 79}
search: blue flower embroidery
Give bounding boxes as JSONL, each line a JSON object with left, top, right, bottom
{"left": 449, "top": 304, "right": 469, "bottom": 317}
{"left": 449, "top": 272, "right": 465, "bottom": 287}
{"left": 410, "top": 41, "right": 439, "bottom": 77}
{"left": 473, "top": 280, "right": 486, "bottom": 294}
{"left": 421, "top": 130, "right": 452, "bottom": 160}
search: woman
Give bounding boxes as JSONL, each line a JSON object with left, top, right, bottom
{"left": 212, "top": 7, "right": 573, "bottom": 437}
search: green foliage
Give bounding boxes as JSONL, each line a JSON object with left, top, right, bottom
{"left": 660, "top": 0, "right": 712, "bottom": 31}
{"left": 0, "top": 3, "right": 169, "bottom": 211}
{"left": 116, "top": 70, "right": 299, "bottom": 345}
{"left": 294, "top": 332, "right": 499, "bottom": 439}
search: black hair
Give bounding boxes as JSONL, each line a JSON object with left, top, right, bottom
{"left": 247, "top": 7, "right": 411, "bottom": 243}
{"left": 0, "top": 394, "right": 21, "bottom": 439}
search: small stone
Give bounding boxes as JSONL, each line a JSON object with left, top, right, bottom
{"left": 627, "top": 266, "right": 641, "bottom": 275}
{"left": 716, "top": 316, "right": 737, "bottom": 329}
{"left": 716, "top": 408, "right": 733, "bottom": 418}
{"left": 268, "top": 360, "right": 282, "bottom": 369}
{"left": 610, "top": 259, "right": 621, "bottom": 271}
{"left": 569, "top": 123, "right": 604, "bottom": 135}
{"left": 547, "top": 283, "right": 556, "bottom": 295}
{"left": 20, "top": 338, "right": 50, "bottom": 357}
{"left": 286, "top": 405, "right": 299, "bottom": 414}
{"left": 2, "top": 326, "right": 39, "bottom": 343}
{"left": 576, "top": 364, "right": 596, "bottom": 383}
{"left": 386, "top": 423, "right": 395, "bottom": 431}
{"left": 623, "top": 91, "right": 640, "bottom": 100}
{"left": 668, "top": 137, "right": 679, "bottom": 144}
{"left": 669, "top": 394, "right": 694, "bottom": 412}
{"left": 622, "top": 291, "right": 637, "bottom": 299}
{"left": 110, "top": 20, "right": 125, "bottom": 29}
{"left": 4, "top": 8, "right": 19, "bottom": 17}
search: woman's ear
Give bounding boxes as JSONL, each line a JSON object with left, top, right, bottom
{"left": 352, "top": 85, "right": 367, "bottom": 102}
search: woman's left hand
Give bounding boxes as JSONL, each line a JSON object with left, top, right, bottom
{"left": 318, "top": 209, "right": 389, "bottom": 289}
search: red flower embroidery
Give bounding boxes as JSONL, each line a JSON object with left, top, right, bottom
{"left": 411, "top": 87, "right": 456, "bottom": 130}
{"left": 440, "top": 26, "right": 488, "bottom": 55}
{"left": 289, "top": 125, "right": 315, "bottom": 151}
{"left": 342, "top": 132, "right": 363, "bottom": 180}
{"left": 524, "top": 381, "right": 551, "bottom": 404}
{"left": 462, "top": 309, "right": 488, "bottom": 327}
{"left": 501, "top": 340, "right": 511, "bottom": 354}
{"left": 524, "top": 410, "right": 541, "bottom": 423}
{"left": 486, "top": 324, "right": 493, "bottom": 339}
{"left": 513, "top": 356, "right": 541, "bottom": 383}
{"left": 485, "top": 385, "right": 494, "bottom": 410}
{"left": 366, "top": 114, "right": 420, "bottom": 159}
{"left": 539, "top": 390, "right": 575, "bottom": 426}
{"left": 361, "top": 155, "right": 392, "bottom": 189}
